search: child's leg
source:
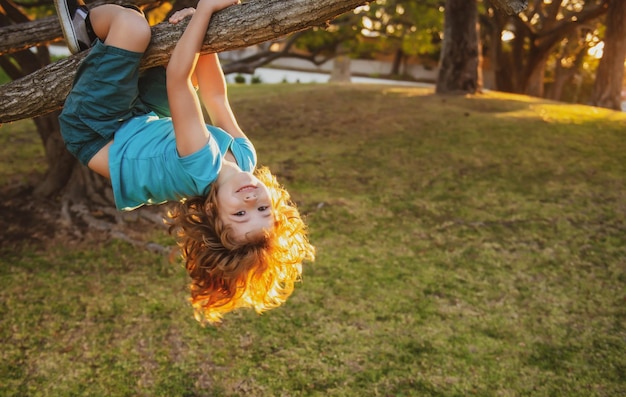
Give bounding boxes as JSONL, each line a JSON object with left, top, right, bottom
{"left": 55, "top": 0, "right": 150, "bottom": 54}
{"left": 56, "top": 1, "right": 153, "bottom": 168}
{"left": 88, "top": 5, "right": 151, "bottom": 53}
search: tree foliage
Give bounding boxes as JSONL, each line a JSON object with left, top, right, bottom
{"left": 482, "top": 0, "right": 610, "bottom": 98}
{"left": 287, "top": 0, "right": 445, "bottom": 77}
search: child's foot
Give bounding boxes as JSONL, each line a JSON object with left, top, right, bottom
{"left": 54, "top": 0, "right": 96, "bottom": 54}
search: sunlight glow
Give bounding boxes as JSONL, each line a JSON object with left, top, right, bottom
{"left": 360, "top": 16, "right": 380, "bottom": 38}
{"left": 361, "top": 29, "right": 380, "bottom": 38}
{"left": 501, "top": 30, "right": 515, "bottom": 42}
{"left": 362, "top": 16, "right": 373, "bottom": 30}
{"left": 529, "top": 13, "right": 540, "bottom": 25}
{"left": 588, "top": 42, "right": 604, "bottom": 59}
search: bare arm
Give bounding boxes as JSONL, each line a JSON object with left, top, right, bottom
{"left": 166, "top": 0, "right": 240, "bottom": 157}
{"left": 196, "top": 53, "right": 247, "bottom": 140}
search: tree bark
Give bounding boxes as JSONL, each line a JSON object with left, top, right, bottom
{"left": 436, "top": 0, "right": 482, "bottom": 94}
{"left": 589, "top": 0, "right": 626, "bottom": 110}
{"left": 0, "top": 0, "right": 368, "bottom": 123}
{"left": 482, "top": 3, "right": 515, "bottom": 92}
{"left": 489, "top": 0, "right": 527, "bottom": 15}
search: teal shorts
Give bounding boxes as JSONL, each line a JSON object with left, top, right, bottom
{"left": 59, "top": 40, "right": 170, "bottom": 165}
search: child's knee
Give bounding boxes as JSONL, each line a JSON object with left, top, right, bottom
{"left": 115, "top": 10, "right": 151, "bottom": 50}
{"left": 124, "top": 11, "right": 151, "bottom": 41}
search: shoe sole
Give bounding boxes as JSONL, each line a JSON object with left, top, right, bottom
{"left": 54, "top": 0, "right": 81, "bottom": 54}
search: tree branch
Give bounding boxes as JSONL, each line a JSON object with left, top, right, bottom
{"left": 0, "top": 0, "right": 368, "bottom": 123}
{"left": 222, "top": 32, "right": 334, "bottom": 75}
{"left": 490, "top": 0, "right": 528, "bottom": 15}
{"left": 534, "top": 0, "right": 609, "bottom": 50}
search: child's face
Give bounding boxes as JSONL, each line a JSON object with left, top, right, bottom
{"left": 216, "top": 171, "right": 274, "bottom": 241}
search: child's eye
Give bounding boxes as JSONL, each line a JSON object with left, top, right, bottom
{"left": 258, "top": 206, "right": 269, "bottom": 212}
{"left": 234, "top": 211, "right": 246, "bottom": 216}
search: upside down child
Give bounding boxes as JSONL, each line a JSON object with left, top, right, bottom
{"left": 54, "top": 0, "right": 314, "bottom": 324}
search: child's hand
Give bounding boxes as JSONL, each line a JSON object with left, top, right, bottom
{"left": 169, "top": 0, "right": 240, "bottom": 24}
{"left": 169, "top": 7, "right": 196, "bottom": 24}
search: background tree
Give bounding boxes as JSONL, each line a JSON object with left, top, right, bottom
{"left": 482, "top": 0, "right": 609, "bottom": 98}
{"left": 588, "top": 0, "right": 626, "bottom": 110}
{"left": 436, "top": 0, "right": 482, "bottom": 94}
{"left": 355, "top": 0, "right": 444, "bottom": 76}
{"left": 542, "top": 23, "right": 599, "bottom": 102}
{"left": 0, "top": 0, "right": 75, "bottom": 199}
{"left": 238, "top": 0, "right": 445, "bottom": 82}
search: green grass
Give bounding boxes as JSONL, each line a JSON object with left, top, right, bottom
{"left": 1, "top": 84, "right": 625, "bottom": 396}
{"left": 0, "top": 119, "right": 45, "bottom": 187}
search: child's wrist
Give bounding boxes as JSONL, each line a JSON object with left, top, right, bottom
{"left": 196, "top": 0, "right": 220, "bottom": 14}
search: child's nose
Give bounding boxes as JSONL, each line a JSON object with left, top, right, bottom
{"left": 244, "top": 193, "right": 257, "bottom": 201}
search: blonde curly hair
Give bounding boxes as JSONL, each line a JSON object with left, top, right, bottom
{"left": 167, "top": 166, "right": 315, "bottom": 324}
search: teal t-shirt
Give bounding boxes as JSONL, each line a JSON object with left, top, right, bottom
{"left": 109, "top": 112, "right": 256, "bottom": 211}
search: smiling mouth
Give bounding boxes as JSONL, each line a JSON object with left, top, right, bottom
{"left": 236, "top": 185, "right": 257, "bottom": 193}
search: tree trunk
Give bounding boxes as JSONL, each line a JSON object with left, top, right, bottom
{"left": 0, "top": 7, "right": 77, "bottom": 205}
{"left": 523, "top": 51, "right": 550, "bottom": 97}
{"left": 436, "top": 0, "right": 482, "bottom": 94}
{"left": 391, "top": 48, "right": 403, "bottom": 76}
{"left": 589, "top": 0, "right": 626, "bottom": 110}
{"left": 546, "top": 37, "right": 587, "bottom": 102}
{"left": 32, "top": 111, "right": 77, "bottom": 198}
{"left": 329, "top": 41, "right": 352, "bottom": 84}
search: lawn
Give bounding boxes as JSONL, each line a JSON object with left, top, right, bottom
{"left": 1, "top": 83, "right": 625, "bottom": 396}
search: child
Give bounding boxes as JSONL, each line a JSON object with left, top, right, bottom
{"left": 54, "top": 0, "right": 315, "bottom": 324}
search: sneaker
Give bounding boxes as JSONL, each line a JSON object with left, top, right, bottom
{"left": 54, "top": 0, "right": 97, "bottom": 54}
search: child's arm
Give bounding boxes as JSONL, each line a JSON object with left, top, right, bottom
{"left": 166, "top": 0, "right": 239, "bottom": 157}
{"left": 196, "top": 53, "right": 248, "bottom": 140}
